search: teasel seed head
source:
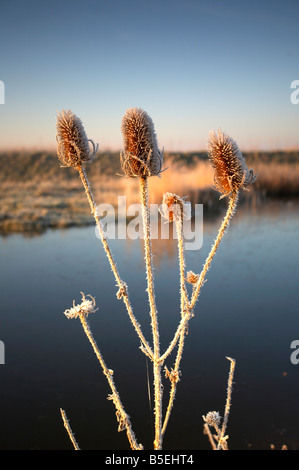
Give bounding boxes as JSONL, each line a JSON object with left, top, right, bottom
{"left": 159, "top": 192, "right": 191, "bottom": 223}
{"left": 186, "top": 270, "right": 199, "bottom": 285}
{"left": 207, "top": 129, "right": 257, "bottom": 198}
{"left": 63, "top": 292, "right": 98, "bottom": 319}
{"left": 120, "top": 107, "right": 164, "bottom": 177}
{"left": 164, "top": 366, "right": 181, "bottom": 384}
{"left": 203, "top": 411, "right": 222, "bottom": 427}
{"left": 56, "top": 110, "right": 98, "bottom": 167}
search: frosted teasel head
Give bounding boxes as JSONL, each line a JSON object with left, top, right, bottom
{"left": 186, "top": 270, "right": 199, "bottom": 285}
{"left": 207, "top": 129, "right": 257, "bottom": 198}
{"left": 120, "top": 107, "right": 164, "bottom": 177}
{"left": 63, "top": 292, "right": 98, "bottom": 319}
{"left": 56, "top": 110, "right": 99, "bottom": 167}
{"left": 159, "top": 192, "right": 191, "bottom": 223}
{"left": 203, "top": 411, "right": 222, "bottom": 427}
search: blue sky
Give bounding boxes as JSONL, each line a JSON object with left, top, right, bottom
{"left": 0, "top": 0, "right": 299, "bottom": 151}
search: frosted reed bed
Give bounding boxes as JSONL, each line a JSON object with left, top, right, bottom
{"left": 55, "top": 108, "right": 256, "bottom": 450}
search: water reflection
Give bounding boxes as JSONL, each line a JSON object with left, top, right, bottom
{"left": 0, "top": 198, "right": 298, "bottom": 450}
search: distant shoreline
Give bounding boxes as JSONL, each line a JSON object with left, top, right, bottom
{"left": 1, "top": 150, "right": 299, "bottom": 235}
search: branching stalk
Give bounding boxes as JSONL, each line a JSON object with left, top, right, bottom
{"left": 162, "top": 192, "right": 238, "bottom": 437}
{"left": 56, "top": 111, "right": 254, "bottom": 451}
{"left": 159, "top": 309, "right": 193, "bottom": 364}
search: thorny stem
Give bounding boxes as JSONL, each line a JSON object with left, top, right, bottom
{"left": 190, "top": 192, "right": 239, "bottom": 311}
{"left": 60, "top": 408, "right": 80, "bottom": 450}
{"left": 76, "top": 163, "right": 153, "bottom": 360}
{"left": 162, "top": 193, "right": 238, "bottom": 437}
{"left": 203, "top": 423, "right": 217, "bottom": 450}
{"left": 78, "top": 313, "right": 143, "bottom": 450}
{"left": 176, "top": 213, "right": 189, "bottom": 311}
{"left": 162, "top": 212, "right": 190, "bottom": 437}
{"left": 203, "top": 357, "right": 236, "bottom": 450}
{"left": 140, "top": 176, "right": 163, "bottom": 450}
{"left": 217, "top": 357, "right": 236, "bottom": 450}
{"left": 159, "top": 309, "right": 193, "bottom": 364}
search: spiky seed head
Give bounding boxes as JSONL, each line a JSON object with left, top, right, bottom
{"left": 56, "top": 110, "right": 98, "bottom": 167}
{"left": 203, "top": 411, "right": 222, "bottom": 427}
{"left": 186, "top": 270, "right": 199, "bottom": 285}
{"left": 120, "top": 107, "right": 163, "bottom": 177}
{"left": 207, "top": 129, "right": 257, "bottom": 197}
{"left": 159, "top": 192, "right": 191, "bottom": 223}
{"left": 63, "top": 292, "right": 98, "bottom": 319}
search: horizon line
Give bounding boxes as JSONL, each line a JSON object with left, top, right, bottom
{"left": 1, "top": 145, "right": 299, "bottom": 154}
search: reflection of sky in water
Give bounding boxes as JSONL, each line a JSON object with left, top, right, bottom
{"left": 0, "top": 200, "right": 298, "bottom": 450}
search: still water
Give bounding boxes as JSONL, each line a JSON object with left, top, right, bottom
{"left": 0, "top": 199, "right": 298, "bottom": 450}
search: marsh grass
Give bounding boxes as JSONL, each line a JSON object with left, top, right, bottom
{"left": 1, "top": 150, "right": 298, "bottom": 234}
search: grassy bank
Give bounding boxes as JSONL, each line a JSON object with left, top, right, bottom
{"left": 0, "top": 149, "right": 298, "bottom": 234}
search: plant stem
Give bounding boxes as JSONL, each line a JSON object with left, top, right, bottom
{"left": 76, "top": 163, "right": 153, "bottom": 359}
{"left": 78, "top": 313, "right": 143, "bottom": 450}
{"left": 140, "top": 176, "right": 162, "bottom": 450}
{"left": 60, "top": 408, "right": 80, "bottom": 450}
{"left": 217, "top": 357, "right": 236, "bottom": 450}
{"left": 161, "top": 211, "right": 190, "bottom": 437}
{"left": 176, "top": 213, "right": 189, "bottom": 312}
{"left": 159, "top": 309, "right": 193, "bottom": 364}
{"left": 190, "top": 192, "right": 239, "bottom": 311}
{"left": 203, "top": 423, "right": 217, "bottom": 450}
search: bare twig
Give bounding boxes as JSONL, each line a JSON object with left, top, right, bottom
{"left": 217, "top": 357, "right": 236, "bottom": 450}
{"left": 60, "top": 408, "right": 80, "bottom": 450}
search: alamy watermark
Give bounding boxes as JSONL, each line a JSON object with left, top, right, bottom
{"left": 0, "top": 80, "right": 4, "bottom": 104}
{"left": 95, "top": 196, "right": 203, "bottom": 251}
{"left": 290, "top": 340, "right": 299, "bottom": 364}
{"left": 290, "top": 80, "right": 299, "bottom": 105}
{"left": 0, "top": 341, "right": 4, "bottom": 364}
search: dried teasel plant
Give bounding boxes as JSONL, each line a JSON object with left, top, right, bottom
{"left": 56, "top": 110, "right": 256, "bottom": 451}
{"left": 56, "top": 110, "right": 152, "bottom": 359}
{"left": 120, "top": 107, "right": 165, "bottom": 448}
{"left": 56, "top": 109, "right": 152, "bottom": 450}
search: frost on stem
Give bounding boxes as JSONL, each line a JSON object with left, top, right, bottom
{"left": 116, "top": 282, "right": 128, "bottom": 300}
{"left": 60, "top": 408, "right": 80, "bottom": 450}
{"left": 56, "top": 109, "right": 98, "bottom": 167}
{"left": 120, "top": 107, "right": 164, "bottom": 177}
{"left": 63, "top": 292, "right": 98, "bottom": 319}
{"left": 203, "top": 357, "right": 236, "bottom": 451}
{"left": 208, "top": 129, "right": 257, "bottom": 198}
